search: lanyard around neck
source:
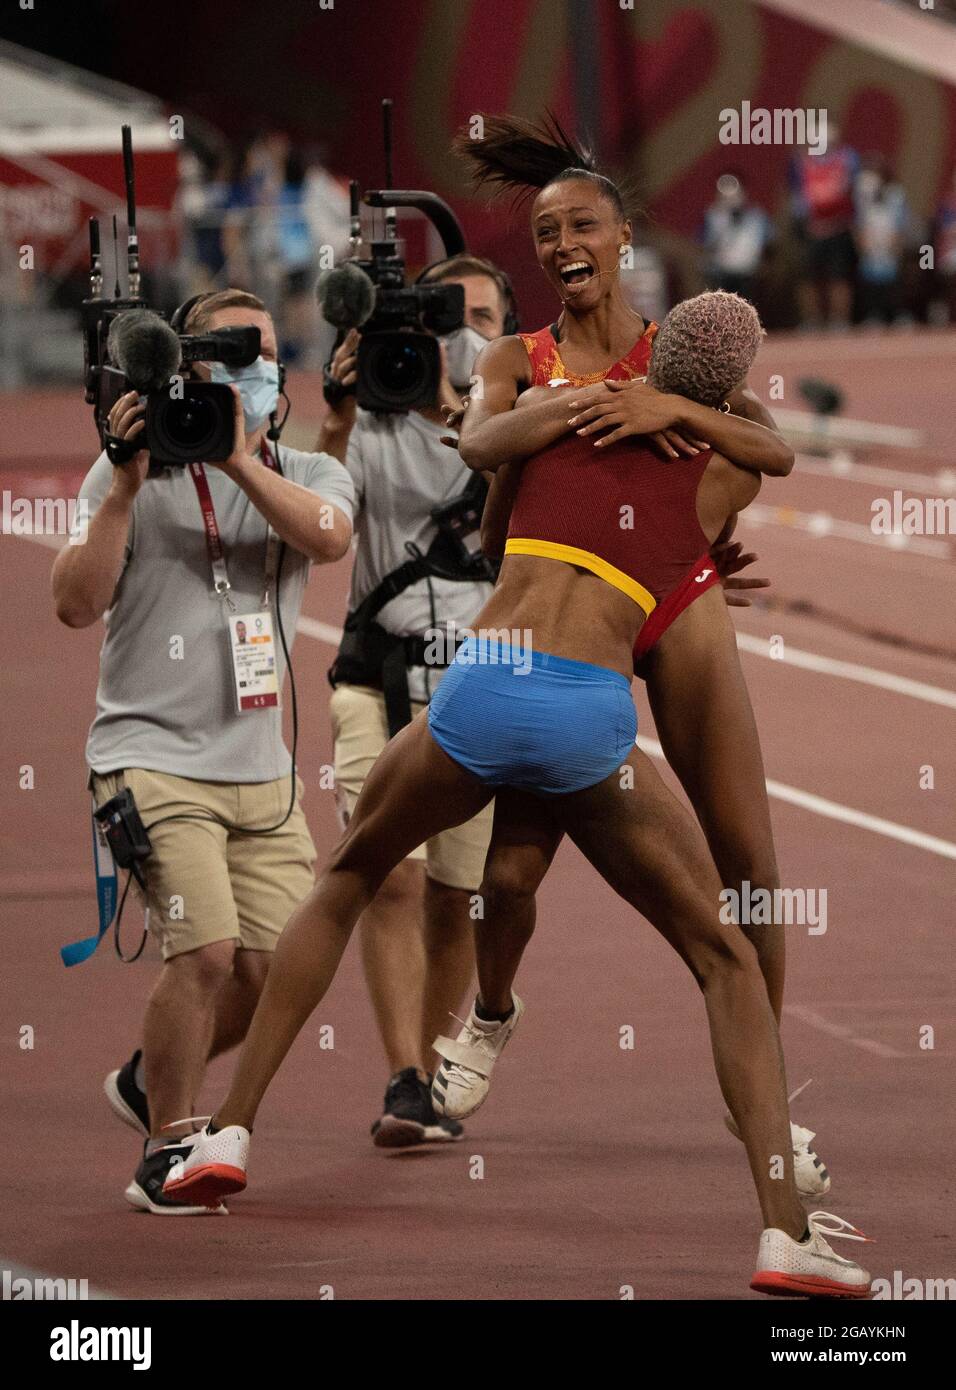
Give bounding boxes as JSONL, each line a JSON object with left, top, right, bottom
{"left": 188, "top": 442, "right": 280, "bottom": 609}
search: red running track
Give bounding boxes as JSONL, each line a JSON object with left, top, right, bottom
{"left": 0, "top": 330, "right": 953, "bottom": 1299}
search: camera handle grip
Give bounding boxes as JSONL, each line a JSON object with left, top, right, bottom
{"left": 323, "top": 364, "right": 355, "bottom": 408}
{"left": 105, "top": 432, "right": 144, "bottom": 466}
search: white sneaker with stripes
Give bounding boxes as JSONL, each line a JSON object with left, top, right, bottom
{"left": 431, "top": 995, "right": 524, "bottom": 1119}
{"left": 725, "top": 1080, "right": 831, "bottom": 1196}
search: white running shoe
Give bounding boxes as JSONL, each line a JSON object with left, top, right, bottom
{"left": 162, "top": 1122, "right": 250, "bottom": 1208}
{"left": 725, "top": 1081, "right": 831, "bottom": 1197}
{"left": 124, "top": 1134, "right": 228, "bottom": 1217}
{"left": 789, "top": 1123, "right": 831, "bottom": 1197}
{"left": 751, "top": 1211, "right": 872, "bottom": 1298}
{"left": 431, "top": 995, "right": 524, "bottom": 1119}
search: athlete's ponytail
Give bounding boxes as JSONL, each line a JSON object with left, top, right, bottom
{"left": 453, "top": 112, "right": 627, "bottom": 217}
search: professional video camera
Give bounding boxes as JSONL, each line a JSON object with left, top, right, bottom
{"left": 82, "top": 127, "right": 259, "bottom": 467}
{"left": 318, "top": 99, "right": 467, "bottom": 413}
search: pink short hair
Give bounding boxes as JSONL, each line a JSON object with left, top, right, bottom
{"left": 648, "top": 291, "right": 764, "bottom": 408}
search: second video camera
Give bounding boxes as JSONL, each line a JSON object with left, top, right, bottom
{"left": 96, "top": 310, "right": 260, "bottom": 467}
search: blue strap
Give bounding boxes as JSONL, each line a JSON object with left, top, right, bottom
{"left": 61, "top": 803, "right": 119, "bottom": 966}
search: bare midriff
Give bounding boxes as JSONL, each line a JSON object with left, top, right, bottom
{"left": 473, "top": 552, "right": 644, "bottom": 680}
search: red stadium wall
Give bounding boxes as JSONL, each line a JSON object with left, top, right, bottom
{"left": 37, "top": 0, "right": 956, "bottom": 322}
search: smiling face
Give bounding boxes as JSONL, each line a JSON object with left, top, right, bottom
{"left": 531, "top": 177, "right": 631, "bottom": 307}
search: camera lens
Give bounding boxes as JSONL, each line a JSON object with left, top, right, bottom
{"left": 360, "top": 332, "right": 439, "bottom": 411}
{"left": 376, "top": 340, "right": 425, "bottom": 394}
{"left": 146, "top": 382, "right": 236, "bottom": 464}
{"left": 166, "top": 393, "right": 218, "bottom": 450}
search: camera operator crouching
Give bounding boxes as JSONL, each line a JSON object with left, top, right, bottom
{"left": 320, "top": 255, "right": 518, "bottom": 1147}
{"left": 52, "top": 289, "right": 355, "bottom": 1214}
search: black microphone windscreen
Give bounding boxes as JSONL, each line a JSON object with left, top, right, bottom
{"left": 108, "top": 310, "right": 182, "bottom": 393}
{"left": 315, "top": 263, "right": 376, "bottom": 329}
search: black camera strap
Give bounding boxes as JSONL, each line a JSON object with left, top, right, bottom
{"left": 330, "top": 485, "right": 494, "bottom": 737}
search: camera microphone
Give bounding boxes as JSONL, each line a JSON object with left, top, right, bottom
{"left": 108, "top": 309, "right": 183, "bottom": 393}
{"left": 315, "top": 263, "right": 376, "bottom": 329}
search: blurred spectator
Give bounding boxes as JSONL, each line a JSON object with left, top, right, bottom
{"left": 221, "top": 135, "right": 285, "bottom": 298}
{"left": 302, "top": 149, "right": 351, "bottom": 366}
{"left": 209, "top": 135, "right": 350, "bottom": 365}
{"left": 276, "top": 149, "right": 317, "bottom": 363}
{"left": 175, "top": 147, "right": 231, "bottom": 294}
{"left": 303, "top": 148, "right": 351, "bottom": 265}
{"left": 853, "top": 154, "right": 911, "bottom": 327}
{"left": 790, "top": 120, "right": 860, "bottom": 329}
{"left": 700, "top": 172, "right": 773, "bottom": 304}
{"left": 933, "top": 168, "right": 956, "bottom": 324}
{"left": 621, "top": 240, "right": 670, "bottom": 324}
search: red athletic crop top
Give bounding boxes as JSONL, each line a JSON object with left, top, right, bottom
{"left": 506, "top": 324, "right": 712, "bottom": 616}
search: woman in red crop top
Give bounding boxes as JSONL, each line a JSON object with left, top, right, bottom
{"left": 437, "top": 123, "right": 827, "bottom": 1199}
{"left": 172, "top": 116, "right": 869, "bottom": 1299}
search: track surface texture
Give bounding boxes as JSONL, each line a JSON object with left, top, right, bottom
{"left": 1, "top": 329, "right": 953, "bottom": 1300}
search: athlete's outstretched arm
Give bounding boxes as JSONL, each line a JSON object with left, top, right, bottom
{"left": 688, "top": 384, "right": 792, "bottom": 477}
{"left": 457, "top": 337, "right": 599, "bottom": 473}
{"left": 570, "top": 379, "right": 795, "bottom": 478}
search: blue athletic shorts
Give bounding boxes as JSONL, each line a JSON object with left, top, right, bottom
{"left": 427, "top": 637, "right": 636, "bottom": 795}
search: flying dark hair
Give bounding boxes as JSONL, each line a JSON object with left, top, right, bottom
{"left": 453, "top": 112, "right": 628, "bottom": 219}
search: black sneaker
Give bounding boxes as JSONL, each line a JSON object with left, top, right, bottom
{"left": 370, "top": 1067, "right": 464, "bottom": 1149}
{"left": 125, "top": 1141, "right": 228, "bottom": 1216}
{"left": 104, "top": 1049, "right": 150, "bottom": 1136}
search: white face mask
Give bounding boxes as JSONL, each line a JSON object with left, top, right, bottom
{"left": 210, "top": 357, "right": 280, "bottom": 434}
{"left": 440, "top": 325, "right": 488, "bottom": 392}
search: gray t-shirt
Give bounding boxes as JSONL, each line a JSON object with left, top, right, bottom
{"left": 80, "top": 445, "right": 355, "bottom": 782}
{"left": 345, "top": 410, "right": 493, "bottom": 703}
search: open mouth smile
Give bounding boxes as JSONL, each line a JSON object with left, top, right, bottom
{"left": 558, "top": 260, "right": 595, "bottom": 287}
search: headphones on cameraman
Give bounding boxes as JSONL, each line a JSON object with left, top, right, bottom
{"left": 170, "top": 293, "right": 289, "bottom": 442}
{"left": 414, "top": 256, "right": 520, "bottom": 337}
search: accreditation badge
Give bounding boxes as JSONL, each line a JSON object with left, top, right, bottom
{"left": 228, "top": 611, "right": 280, "bottom": 712}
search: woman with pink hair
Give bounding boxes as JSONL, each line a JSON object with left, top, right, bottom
{"left": 165, "top": 116, "right": 871, "bottom": 1300}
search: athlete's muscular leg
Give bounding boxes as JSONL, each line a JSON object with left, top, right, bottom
{"left": 645, "top": 588, "right": 784, "bottom": 1019}
{"left": 474, "top": 789, "right": 564, "bottom": 1015}
{"left": 556, "top": 748, "right": 805, "bottom": 1238}
{"left": 214, "top": 714, "right": 493, "bottom": 1131}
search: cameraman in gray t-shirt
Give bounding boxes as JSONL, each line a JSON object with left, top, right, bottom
{"left": 319, "top": 255, "right": 516, "bottom": 1146}
{"left": 52, "top": 289, "right": 354, "bottom": 1214}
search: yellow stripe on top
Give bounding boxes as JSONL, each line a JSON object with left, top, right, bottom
{"left": 505, "top": 538, "right": 657, "bottom": 616}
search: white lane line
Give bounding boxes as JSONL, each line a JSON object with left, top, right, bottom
{"left": 23, "top": 534, "right": 956, "bottom": 713}
{"left": 9, "top": 528, "right": 61, "bottom": 549}
{"left": 14, "top": 533, "right": 954, "bottom": 861}
{"left": 772, "top": 408, "right": 923, "bottom": 450}
{"left": 794, "top": 454, "right": 956, "bottom": 496}
{"left": 782, "top": 1005, "right": 907, "bottom": 1060}
{"left": 735, "top": 632, "right": 956, "bottom": 711}
{"left": 635, "top": 734, "right": 956, "bottom": 862}
{"left": 743, "top": 502, "right": 951, "bottom": 559}
{"left": 296, "top": 614, "right": 347, "bottom": 646}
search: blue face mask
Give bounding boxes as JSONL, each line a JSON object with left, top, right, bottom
{"left": 210, "top": 357, "right": 280, "bottom": 435}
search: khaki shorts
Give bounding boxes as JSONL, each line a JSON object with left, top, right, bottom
{"left": 89, "top": 768, "right": 316, "bottom": 961}
{"left": 329, "top": 683, "right": 494, "bottom": 892}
